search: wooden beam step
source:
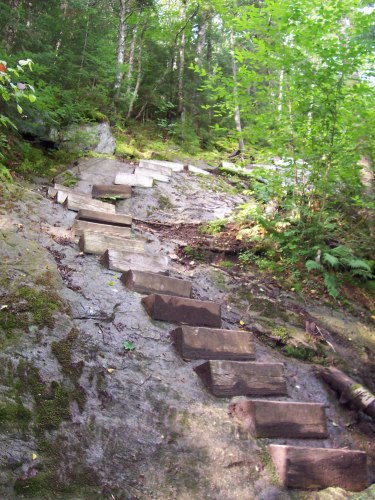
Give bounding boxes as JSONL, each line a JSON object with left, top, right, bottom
{"left": 229, "top": 400, "right": 327, "bottom": 438}
{"left": 194, "top": 361, "right": 287, "bottom": 397}
{"left": 100, "top": 249, "right": 169, "bottom": 274}
{"left": 121, "top": 270, "right": 192, "bottom": 297}
{"left": 115, "top": 172, "right": 153, "bottom": 188}
{"left": 79, "top": 231, "right": 145, "bottom": 255}
{"left": 61, "top": 192, "right": 116, "bottom": 213}
{"left": 92, "top": 184, "right": 132, "bottom": 199}
{"left": 136, "top": 161, "right": 173, "bottom": 176}
{"left": 72, "top": 220, "right": 132, "bottom": 238}
{"left": 269, "top": 445, "right": 368, "bottom": 491}
{"left": 135, "top": 167, "right": 170, "bottom": 183}
{"left": 76, "top": 209, "right": 132, "bottom": 227}
{"left": 170, "top": 326, "right": 255, "bottom": 361}
{"left": 139, "top": 159, "right": 184, "bottom": 172}
{"left": 141, "top": 294, "right": 221, "bottom": 327}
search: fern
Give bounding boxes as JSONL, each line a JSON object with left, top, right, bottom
{"left": 350, "top": 269, "right": 374, "bottom": 280}
{"left": 323, "top": 252, "right": 339, "bottom": 268}
{"left": 346, "top": 259, "right": 372, "bottom": 272}
{"left": 331, "top": 245, "right": 353, "bottom": 259}
{"left": 324, "top": 273, "right": 339, "bottom": 299}
{"left": 305, "top": 260, "right": 324, "bottom": 272}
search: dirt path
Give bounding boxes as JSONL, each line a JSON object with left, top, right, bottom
{"left": 0, "top": 159, "right": 374, "bottom": 499}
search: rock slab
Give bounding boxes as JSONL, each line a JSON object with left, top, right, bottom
{"left": 122, "top": 270, "right": 192, "bottom": 297}
{"left": 229, "top": 400, "right": 328, "bottom": 438}
{"left": 269, "top": 445, "right": 368, "bottom": 491}
{"left": 170, "top": 326, "right": 255, "bottom": 361}
{"left": 141, "top": 294, "right": 221, "bottom": 327}
{"left": 194, "top": 361, "right": 287, "bottom": 397}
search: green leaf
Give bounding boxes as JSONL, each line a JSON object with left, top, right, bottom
{"left": 347, "top": 259, "right": 372, "bottom": 272}
{"left": 324, "top": 273, "right": 339, "bottom": 299}
{"left": 16, "top": 104, "right": 22, "bottom": 114}
{"left": 28, "top": 94, "right": 36, "bottom": 103}
{"left": 123, "top": 340, "right": 135, "bottom": 351}
{"left": 322, "top": 252, "right": 339, "bottom": 268}
{"left": 305, "top": 260, "right": 323, "bottom": 272}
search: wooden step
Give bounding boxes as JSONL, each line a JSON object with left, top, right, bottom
{"left": 194, "top": 361, "right": 287, "bottom": 397}
{"left": 78, "top": 231, "right": 145, "bottom": 255}
{"left": 136, "top": 161, "right": 173, "bottom": 176}
{"left": 76, "top": 209, "right": 132, "bottom": 227}
{"left": 187, "top": 165, "right": 210, "bottom": 176}
{"left": 269, "top": 445, "right": 368, "bottom": 491}
{"left": 61, "top": 192, "right": 116, "bottom": 213}
{"left": 115, "top": 172, "right": 153, "bottom": 188}
{"left": 72, "top": 220, "right": 132, "bottom": 238}
{"left": 139, "top": 159, "right": 184, "bottom": 172}
{"left": 170, "top": 326, "right": 255, "bottom": 361}
{"left": 141, "top": 294, "right": 221, "bottom": 327}
{"left": 92, "top": 184, "right": 132, "bottom": 199}
{"left": 229, "top": 400, "right": 327, "bottom": 438}
{"left": 135, "top": 167, "right": 170, "bottom": 183}
{"left": 121, "top": 270, "right": 192, "bottom": 297}
{"left": 100, "top": 249, "right": 169, "bottom": 274}
{"left": 48, "top": 184, "right": 86, "bottom": 199}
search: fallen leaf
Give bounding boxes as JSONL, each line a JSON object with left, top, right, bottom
{"left": 239, "top": 320, "right": 245, "bottom": 326}
{"left": 108, "top": 281, "right": 115, "bottom": 286}
{"left": 107, "top": 368, "right": 114, "bottom": 374}
{"left": 32, "top": 453, "right": 38, "bottom": 460}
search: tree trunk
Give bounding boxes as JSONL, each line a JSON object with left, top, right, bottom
{"left": 55, "top": 0, "right": 69, "bottom": 59}
{"left": 177, "top": 0, "right": 187, "bottom": 119}
{"left": 229, "top": 30, "right": 244, "bottom": 157}
{"left": 195, "top": 14, "right": 207, "bottom": 69}
{"left": 114, "top": 0, "right": 128, "bottom": 100}
{"left": 127, "top": 27, "right": 145, "bottom": 119}
{"left": 4, "top": 0, "right": 22, "bottom": 49}
{"left": 126, "top": 25, "right": 138, "bottom": 93}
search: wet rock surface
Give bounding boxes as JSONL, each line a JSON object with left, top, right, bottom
{"left": 0, "top": 161, "right": 374, "bottom": 498}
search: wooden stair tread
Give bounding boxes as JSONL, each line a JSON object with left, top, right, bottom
{"left": 269, "top": 445, "right": 368, "bottom": 491}
{"left": 141, "top": 294, "right": 221, "bottom": 327}
{"left": 170, "top": 326, "right": 255, "bottom": 361}
{"left": 229, "top": 400, "right": 327, "bottom": 438}
{"left": 121, "top": 270, "right": 192, "bottom": 297}
{"left": 194, "top": 360, "right": 287, "bottom": 397}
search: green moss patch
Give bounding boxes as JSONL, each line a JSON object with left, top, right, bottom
{"left": 0, "top": 401, "right": 32, "bottom": 430}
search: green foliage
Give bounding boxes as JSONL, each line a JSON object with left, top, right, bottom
{"left": 123, "top": 340, "right": 136, "bottom": 351}
{"left": 306, "top": 246, "right": 373, "bottom": 298}
{"left": 199, "top": 218, "right": 228, "bottom": 235}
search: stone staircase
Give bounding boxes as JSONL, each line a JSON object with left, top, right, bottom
{"left": 48, "top": 158, "right": 369, "bottom": 493}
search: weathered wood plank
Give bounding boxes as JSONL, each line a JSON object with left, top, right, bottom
{"left": 136, "top": 161, "right": 173, "bottom": 176}
{"left": 139, "top": 159, "right": 184, "bottom": 172}
{"left": 121, "top": 270, "right": 192, "bottom": 297}
{"left": 170, "top": 326, "right": 255, "bottom": 361}
{"left": 187, "top": 165, "right": 210, "bottom": 176}
{"left": 61, "top": 192, "right": 116, "bottom": 213}
{"left": 135, "top": 167, "right": 170, "bottom": 183}
{"left": 92, "top": 184, "right": 132, "bottom": 199}
{"left": 49, "top": 184, "right": 87, "bottom": 201}
{"left": 100, "top": 249, "right": 169, "bottom": 274}
{"left": 229, "top": 400, "right": 327, "bottom": 438}
{"left": 194, "top": 361, "right": 287, "bottom": 397}
{"left": 141, "top": 294, "right": 221, "bottom": 327}
{"left": 269, "top": 445, "right": 368, "bottom": 491}
{"left": 72, "top": 220, "right": 132, "bottom": 238}
{"left": 115, "top": 172, "right": 153, "bottom": 188}
{"left": 76, "top": 209, "right": 132, "bottom": 227}
{"left": 79, "top": 231, "right": 145, "bottom": 255}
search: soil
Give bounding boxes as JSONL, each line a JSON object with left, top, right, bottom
{"left": 0, "top": 158, "right": 374, "bottom": 499}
